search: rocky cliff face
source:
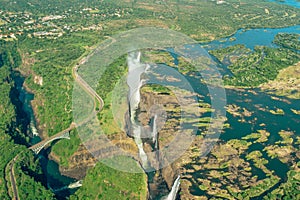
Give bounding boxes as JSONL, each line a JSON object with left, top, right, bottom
{"left": 56, "top": 145, "right": 96, "bottom": 180}
{"left": 51, "top": 131, "right": 140, "bottom": 180}
{"left": 138, "top": 86, "right": 214, "bottom": 198}
{"left": 138, "top": 87, "right": 181, "bottom": 188}
{"left": 52, "top": 84, "right": 210, "bottom": 198}
{"left": 139, "top": 86, "right": 209, "bottom": 194}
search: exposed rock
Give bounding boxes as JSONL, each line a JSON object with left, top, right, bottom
{"left": 53, "top": 84, "right": 211, "bottom": 198}
{"left": 49, "top": 144, "right": 96, "bottom": 180}
{"left": 53, "top": 132, "right": 140, "bottom": 180}
{"left": 138, "top": 86, "right": 210, "bottom": 196}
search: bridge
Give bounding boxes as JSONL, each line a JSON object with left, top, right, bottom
{"left": 8, "top": 51, "right": 106, "bottom": 198}
{"left": 29, "top": 124, "right": 75, "bottom": 154}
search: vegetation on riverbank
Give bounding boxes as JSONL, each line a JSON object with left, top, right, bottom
{"left": 1, "top": 0, "right": 300, "bottom": 199}
{"left": 210, "top": 44, "right": 251, "bottom": 66}
{"left": 0, "top": 41, "right": 25, "bottom": 199}
{"left": 180, "top": 127, "right": 299, "bottom": 199}
{"left": 18, "top": 33, "right": 101, "bottom": 137}
{"left": 0, "top": 41, "right": 53, "bottom": 199}
{"left": 263, "top": 132, "right": 300, "bottom": 199}
{"left": 225, "top": 46, "right": 299, "bottom": 86}
{"left": 14, "top": 151, "right": 55, "bottom": 199}
{"left": 260, "top": 62, "right": 300, "bottom": 99}
{"left": 264, "top": 168, "right": 300, "bottom": 199}
{"left": 51, "top": 130, "right": 81, "bottom": 168}
{"left": 274, "top": 33, "right": 300, "bottom": 51}
{"left": 70, "top": 159, "right": 148, "bottom": 200}
{"left": 210, "top": 43, "right": 300, "bottom": 87}
{"left": 126, "top": 0, "right": 300, "bottom": 41}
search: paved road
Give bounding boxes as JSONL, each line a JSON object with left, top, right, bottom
{"left": 31, "top": 36, "right": 118, "bottom": 151}
{"left": 8, "top": 36, "right": 116, "bottom": 199}
{"left": 9, "top": 155, "right": 19, "bottom": 200}
{"left": 29, "top": 123, "right": 76, "bottom": 152}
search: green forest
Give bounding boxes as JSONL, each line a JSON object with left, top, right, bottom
{"left": 70, "top": 160, "right": 147, "bottom": 200}
{"left": 0, "top": 0, "right": 299, "bottom": 199}
{"left": 0, "top": 41, "right": 54, "bottom": 199}
{"left": 210, "top": 34, "right": 300, "bottom": 87}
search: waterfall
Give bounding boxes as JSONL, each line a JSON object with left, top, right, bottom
{"left": 127, "top": 51, "right": 150, "bottom": 170}
{"left": 130, "top": 78, "right": 145, "bottom": 123}
{"left": 30, "top": 121, "right": 39, "bottom": 136}
{"left": 20, "top": 83, "right": 39, "bottom": 137}
{"left": 152, "top": 115, "right": 158, "bottom": 149}
{"left": 166, "top": 175, "right": 181, "bottom": 200}
{"left": 133, "top": 124, "right": 149, "bottom": 169}
{"left": 127, "top": 52, "right": 147, "bottom": 122}
{"left": 52, "top": 180, "right": 82, "bottom": 192}
{"left": 137, "top": 51, "right": 141, "bottom": 62}
{"left": 127, "top": 52, "right": 180, "bottom": 199}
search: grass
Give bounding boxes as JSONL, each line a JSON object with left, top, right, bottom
{"left": 210, "top": 44, "right": 251, "bottom": 65}
{"left": 242, "top": 130, "right": 270, "bottom": 143}
{"left": 260, "top": 62, "right": 300, "bottom": 99}
{"left": 224, "top": 46, "right": 300, "bottom": 87}
{"left": 236, "top": 176, "right": 280, "bottom": 199}
{"left": 70, "top": 157, "right": 147, "bottom": 200}
{"left": 99, "top": 92, "right": 125, "bottom": 135}
{"left": 50, "top": 130, "right": 81, "bottom": 167}
{"left": 265, "top": 169, "right": 300, "bottom": 199}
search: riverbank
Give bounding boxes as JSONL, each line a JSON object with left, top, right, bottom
{"left": 1, "top": 0, "right": 299, "bottom": 199}
{"left": 260, "top": 62, "right": 300, "bottom": 99}
{"left": 15, "top": 53, "right": 47, "bottom": 141}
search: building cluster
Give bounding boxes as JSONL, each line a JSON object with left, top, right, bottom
{"left": 0, "top": 6, "right": 130, "bottom": 40}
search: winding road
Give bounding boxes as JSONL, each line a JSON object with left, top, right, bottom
{"left": 8, "top": 36, "right": 118, "bottom": 200}
{"left": 7, "top": 155, "right": 19, "bottom": 200}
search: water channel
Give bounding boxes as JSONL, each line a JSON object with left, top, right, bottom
{"left": 14, "top": 74, "right": 77, "bottom": 199}
{"left": 15, "top": 1, "right": 299, "bottom": 199}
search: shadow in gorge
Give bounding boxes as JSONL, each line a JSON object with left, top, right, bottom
{"left": 8, "top": 71, "right": 29, "bottom": 146}
{"left": 20, "top": 162, "right": 45, "bottom": 186}
{"left": 39, "top": 144, "right": 78, "bottom": 200}
{"left": 147, "top": 170, "right": 170, "bottom": 200}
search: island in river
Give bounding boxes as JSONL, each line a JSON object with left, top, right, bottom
{"left": 0, "top": 0, "right": 299, "bottom": 199}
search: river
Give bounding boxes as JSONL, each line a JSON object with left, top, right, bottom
{"left": 15, "top": 1, "right": 300, "bottom": 199}
{"left": 203, "top": 25, "right": 300, "bottom": 51}
{"left": 268, "top": 0, "right": 300, "bottom": 8}
{"left": 186, "top": 0, "right": 299, "bottom": 195}
{"left": 14, "top": 73, "right": 77, "bottom": 199}
{"left": 203, "top": 1, "right": 300, "bottom": 50}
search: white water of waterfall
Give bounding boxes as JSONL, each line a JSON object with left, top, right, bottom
{"left": 137, "top": 51, "right": 141, "bottom": 63}
{"left": 127, "top": 51, "right": 150, "bottom": 170}
{"left": 127, "top": 52, "right": 146, "bottom": 122}
{"left": 152, "top": 115, "right": 158, "bottom": 149}
{"left": 30, "top": 120, "right": 39, "bottom": 136}
{"left": 166, "top": 175, "right": 181, "bottom": 200}
{"left": 133, "top": 124, "right": 149, "bottom": 169}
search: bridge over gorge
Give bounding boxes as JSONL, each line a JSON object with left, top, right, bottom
{"left": 29, "top": 123, "right": 76, "bottom": 154}
{"left": 29, "top": 52, "right": 105, "bottom": 155}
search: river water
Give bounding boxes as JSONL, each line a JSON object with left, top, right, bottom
{"left": 15, "top": 74, "right": 76, "bottom": 199}
{"left": 204, "top": 0, "right": 300, "bottom": 50}
{"left": 185, "top": 0, "right": 299, "bottom": 195}
{"left": 203, "top": 25, "right": 300, "bottom": 51}
{"left": 16, "top": 1, "right": 300, "bottom": 199}
{"left": 13, "top": 74, "right": 40, "bottom": 143}
{"left": 268, "top": 0, "right": 300, "bottom": 8}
